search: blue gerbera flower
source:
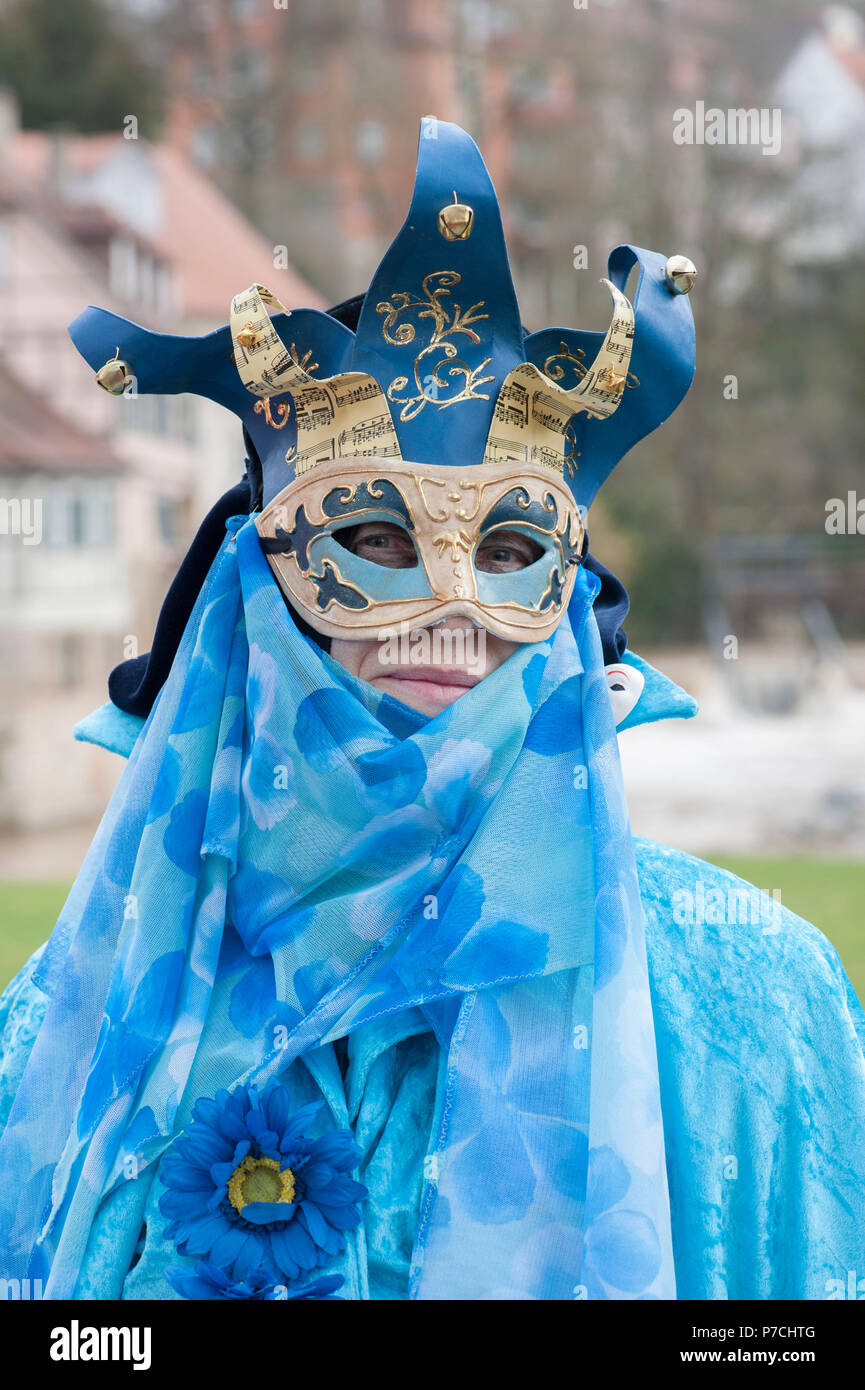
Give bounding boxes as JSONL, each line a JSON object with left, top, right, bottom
{"left": 159, "top": 1080, "right": 367, "bottom": 1284}
{"left": 165, "top": 1261, "right": 344, "bottom": 1301}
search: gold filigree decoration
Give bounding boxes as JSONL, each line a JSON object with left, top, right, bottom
{"left": 416, "top": 475, "right": 484, "bottom": 524}
{"left": 543, "top": 341, "right": 639, "bottom": 392}
{"left": 255, "top": 398, "right": 290, "bottom": 429}
{"left": 251, "top": 345, "right": 319, "bottom": 429}
{"left": 377, "top": 271, "right": 495, "bottom": 421}
{"left": 289, "top": 343, "right": 319, "bottom": 374}
{"left": 432, "top": 529, "right": 474, "bottom": 562}
{"left": 544, "top": 340, "right": 639, "bottom": 480}
{"left": 563, "top": 420, "right": 581, "bottom": 481}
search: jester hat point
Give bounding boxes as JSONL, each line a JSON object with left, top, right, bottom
{"left": 69, "top": 117, "right": 696, "bottom": 644}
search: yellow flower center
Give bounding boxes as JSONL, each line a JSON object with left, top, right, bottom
{"left": 227, "top": 1155, "right": 296, "bottom": 1215}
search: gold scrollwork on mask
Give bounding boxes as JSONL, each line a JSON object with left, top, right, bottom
{"left": 432, "top": 529, "right": 473, "bottom": 563}
{"left": 377, "top": 271, "right": 495, "bottom": 421}
{"left": 252, "top": 344, "right": 320, "bottom": 430}
{"left": 545, "top": 338, "right": 640, "bottom": 480}
{"left": 254, "top": 398, "right": 290, "bottom": 429}
{"left": 416, "top": 474, "right": 484, "bottom": 524}
{"left": 543, "top": 340, "right": 640, "bottom": 393}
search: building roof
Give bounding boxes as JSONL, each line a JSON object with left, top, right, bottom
{"left": 8, "top": 131, "right": 325, "bottom": 321}
{"left": 151, "top": 142, "right": 324, "bottom": 319}
{"left": 0, "top": 366, "right": 120, "bottom": 475}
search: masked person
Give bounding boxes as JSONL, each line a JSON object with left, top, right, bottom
{"left": 1, "top": 120, "right": 863, "bottom": 1304}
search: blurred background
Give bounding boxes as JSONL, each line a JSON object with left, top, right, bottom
{"left": 0, "top": 0, "right": 863, "bottom": 993}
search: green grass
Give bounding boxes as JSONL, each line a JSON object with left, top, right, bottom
{"left": 0, "top": 859, "right": 863, "bottom": 1004}
{"left": 0, "top": 882, "right": 70, "bottom": 994}
{"left": 710, "top": 855, "right": 865, "bottom": 1006}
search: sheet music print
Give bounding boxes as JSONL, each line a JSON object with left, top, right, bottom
{"left": 482, "top": 278, "right": 634, "bottom": 474}
{"left": 484, "top": 436, "right": 529, "bottom": 466}
{"left": 229, "top": 283, "right": 402, "bottom": 474}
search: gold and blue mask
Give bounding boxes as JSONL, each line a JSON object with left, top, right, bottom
{"left": 69, "top": 117, "right": 696, "bottom": 643}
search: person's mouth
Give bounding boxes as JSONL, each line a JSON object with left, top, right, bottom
{"left": 373, "top": 665, "right": 481, "bottom": 707}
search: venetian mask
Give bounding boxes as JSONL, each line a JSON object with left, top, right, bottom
{"left": 73, "top": 117, "right": 696, "bottom": 647}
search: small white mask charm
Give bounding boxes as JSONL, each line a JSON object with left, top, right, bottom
{"left": 604, "top": 662, "right": 645, "bottom": 727}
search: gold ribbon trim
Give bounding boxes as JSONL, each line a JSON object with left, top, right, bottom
{"left": 229, "top": 283, "right": 402, "bottom": 474}
{"left": 482, "top": 278, "right": 635, "bottom": 473}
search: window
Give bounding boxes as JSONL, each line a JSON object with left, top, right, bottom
{"left": 108, "top": 235, "right": 138, "bottom": 301}
{"left": 229, "top": 47, "right": 265, "bottom": 96}
{"left": 69, "top": 495, "right": 87, "bottom": 547}
{"left": 511, "top": 65, "right": 551, "bottom": 107}
{"left": 191, "top": 124, "right": 219, "bottom": 169}
{"left": 157, "top": 494, "right": 183, "bottom": 547}
{"left": 191, "top": 58, "right": 212, "bottom": 95}
{"left": 58, "top": 634, "right": 82, "bottom": 690}
{"left": 43, "top": 484, "right": 115, "bottom": 549}
{"left": 296, "top": 60, "right": 322, "bottom": 92}
{"left": 356, "top": 120, "right": 386, "bottom": 165}
{"left": 297, "top": 122, "right": 326, "bottom": 162}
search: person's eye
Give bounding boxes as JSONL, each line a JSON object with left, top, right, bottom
{"left": 341, "top": 524, "right": 418, "bottom": 569}
{"left": 476, "top": 531, "right": 543, "bottom": 573}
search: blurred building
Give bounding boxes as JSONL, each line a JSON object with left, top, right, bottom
{"left": 0, "top": 91, "right": 322, "bottom": 831}
{"left": 772, "top": 5, "right": 865, "bottom": 267}
{"left": 161, "top": 0, "right": 750, "bottom": 324}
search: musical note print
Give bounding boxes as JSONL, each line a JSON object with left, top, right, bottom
{"left": 229, "top": 283, "right": 403, "bottom": 471}
{"left": 482, "top": 278, "right": 635, "bottom": 476}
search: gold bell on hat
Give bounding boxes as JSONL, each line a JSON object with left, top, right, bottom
{"left": 600, "top": 366, "right": 627, "bottom": 395}
{"left": 95, "top": 349, "right": 132, "bottom": 395}
{"left": 438, "top": 191, "right": 474, "bottom": 241}
{"left": 236, "top": 323, "right": 260, "bottom": 350}
{"left": 664, "top": 255, "right": 698, "bottom": 295}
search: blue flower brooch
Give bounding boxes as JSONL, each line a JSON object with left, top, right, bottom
{"left": 160, "top": 1079, "right": 367, "bottom": 1300}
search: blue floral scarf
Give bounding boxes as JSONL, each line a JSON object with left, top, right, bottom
{"left": 0, "top": 516, "right": 674, "bottom": 1300}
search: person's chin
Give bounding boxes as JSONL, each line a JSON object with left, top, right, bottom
{"left": 372, "top": 673, "right": 478, "bottom": 715}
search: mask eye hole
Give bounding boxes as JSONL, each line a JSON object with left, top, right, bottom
{"left": 334, "top": 520, "right": 419, "bottom": 569}
{"left": 475, "top": 528, "right": 544, "bottom": 573}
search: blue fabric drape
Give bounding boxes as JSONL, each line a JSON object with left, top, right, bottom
{"left": 0, "top": 517, "right": 673, "bottom": 1300}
